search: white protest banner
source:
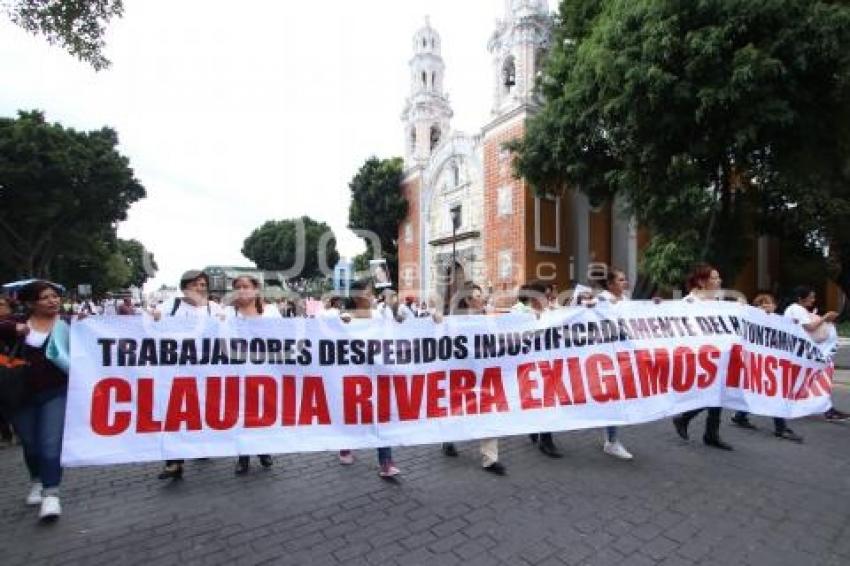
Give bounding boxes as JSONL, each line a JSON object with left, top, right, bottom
{"left": 62, "top": 301, "right": 834, "bottom": 466}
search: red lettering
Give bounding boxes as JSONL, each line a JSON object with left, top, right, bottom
{"left": 671, "top": 347, "right": 696, "bottom": 393}
{"left": 449, "top": 370, "right": 478, "bottom": 416}
{"left": 394, "top": 375, "right": 425, "bottom": 421}
{"left": 90, "top": 378, "right": 131, "bottom": 436}
{"left": 763, "top": 356, "right": 778, "bottom": 397}
{"left": 164, "top": 377, "right": 202, "bottom": 432}
{"left": 377, "top": 375, "right": 392, "bottom": 423}
{"left": 480, "top": 367, "right": 508, "bottom": 413}
{"left": 205, "top": 376, "right": 240, "bottom": 430}
{"left": 517, "top": 362, "right": 542, "bottom": 410}
{"left": 426, "top": 371, "right": 448, "bottom": 418}
{"left": 617, "top": 352, "right": 638, "bottom": 400}
{"left": 281, "top": 376, "right": 296, "bottom": 426}
{"left": 244, "top": 375, "right": 277, "bottom": 428}
{"left": 567, "top": 357, "right": 587, "bottom": 404}
{"left": 747, "top": 353, "right": 763, "bottom": 394}
{"left": 136, "top": 377, "right": 162, "bottom": 433}
{"left": 540, "top": 359, "right": 571, "bottom": 406}
{"left": 726, "top": 345, "right": 745, "bottom": 388}
{"left": 586, "top": 354, "right": 620, "bottom": 403}
{"left": 635, "top": 349, "right": 669, "bottom": 396}
{"left": 343, "top": 376, "right": 372, "bottom": 424}
{"left": 697, "top": 345, "right": 720, "bottom": 388}
{"left": 299, "top": 376, "right": 330, "bottom": 425}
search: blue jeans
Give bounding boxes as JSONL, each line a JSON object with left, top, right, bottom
{"left": 377, "top": 447, "right": 392, "bottom": 465}
{"left": 12, "top": 389, "right": 66, "bottom": 490}
{"left": 606, "top": 427, "right": 618, "bottom": 443}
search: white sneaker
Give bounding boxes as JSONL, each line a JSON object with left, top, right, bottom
{"left": 26, "top": 482, "right": 43, "bottom": 506}
{"left": 603, "top": 441, "right": 633, "bottom": 460}
{"left": 39, "top": 495, "right": 61, "bottom": 520}
{"left": 338, "top": 450, "right": 355, "bottom": 465}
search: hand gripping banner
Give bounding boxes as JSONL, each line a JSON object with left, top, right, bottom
{"left": 62, "top": 301, "right": 834, "bottom": 466}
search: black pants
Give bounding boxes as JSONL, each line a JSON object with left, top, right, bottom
{"left": 681, "top": 407, "right": 722, "bottom": 439}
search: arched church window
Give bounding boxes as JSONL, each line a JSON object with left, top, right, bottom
{"left": 422, "top": 38, "right": 427, "bottom": 48}
{"left": 430, "top": 125, "right": 441, "bottom": 151}
{"left": 503, "top": 56, "right": 516, "bottom": 93}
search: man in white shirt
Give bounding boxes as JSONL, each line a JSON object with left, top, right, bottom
{"left": 154, "top": 270, "right": 224, "bottom": 319}
{"left": 153, "top": 269, "right": 222, "bottom": 481}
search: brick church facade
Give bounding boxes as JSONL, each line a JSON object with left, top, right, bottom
{"left": 396, "top": 1, "right": 842, "bottom": 311}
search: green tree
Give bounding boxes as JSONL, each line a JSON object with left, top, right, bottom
{"left": 3, "top": 0, "right": 124, "bottom": 70}
{"left": 0, "top": 110, "right": 146, "bottom": 281}
{"left": 510, "top": 0, "right": 850, "bottom": 293}
{"left": 347, "top": 156, "right": 407, "bottom": 286}
{"left": 242, "top": 216, "right": 340, "bottom": 281}
{"left": 116, "top": 238, "right": 157, "bottom": 288}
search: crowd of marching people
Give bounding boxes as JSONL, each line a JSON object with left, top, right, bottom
{"left": 0, "top": 264, "right": 847, "bottom": 522}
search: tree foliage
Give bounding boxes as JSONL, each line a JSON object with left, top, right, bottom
{"left": 242, "top": 216, "right": 340, "bottom": 281}
{"left": 116, "top": 238, "right": 157, "bottom": 288}
{"left": 511, "top": 0, "right": 850, "bottom": 292}
{"left": 3, "top": 0, "right": 123, "bottom": 70}
{"left": 347, "top": 156, "right": 407, "bottom": 286}
{"left": 0, "top": 110, "right": 146, "bottom": 285}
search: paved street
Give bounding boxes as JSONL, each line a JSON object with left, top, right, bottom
{"left": 1, "top": 385, "right": 848, "bottom": 566}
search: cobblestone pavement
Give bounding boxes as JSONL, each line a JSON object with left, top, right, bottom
{"left": 1, "top": 386, "right": 848, "bottom": 566}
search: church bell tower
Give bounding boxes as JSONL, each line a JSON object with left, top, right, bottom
{"left": 402, "top": 17, "right": 453, "bottom": 167}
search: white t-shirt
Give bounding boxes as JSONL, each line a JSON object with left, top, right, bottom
{"left": 25, "top": 326, "right": 49, "bottom": 348}
{"left": 597, "top": 290, "right": 629, "bottom": 304}
{"left": 222, "top": 305, "right": 281, "bottom": 319}
{"left": 158, "top": 297, "right": 224, "bottom": 318}
{"left": 783, "top": 303, "right": 814, "bottom": 325}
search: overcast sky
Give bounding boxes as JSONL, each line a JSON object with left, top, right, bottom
{"left": 0, "top": 0, "right": 552, "bottom": 290}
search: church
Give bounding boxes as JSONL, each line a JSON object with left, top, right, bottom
{"left": 397, "top": 0, "right": 638, "bottom": 308}
{"left": 396, "top": 0, "right": 841, "bottom": 311}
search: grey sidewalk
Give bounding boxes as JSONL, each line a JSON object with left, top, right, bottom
{"left": 1, "top": 389, "right": 849, "bottom": 566}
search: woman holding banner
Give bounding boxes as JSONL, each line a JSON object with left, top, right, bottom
{"left": 224, "top": 275, "right": 279, "bottom": 474}
{"left": 441, "top": 282, "right": 507, "bottom": 475}
{"left": 517, "top": 281, "right": 564, "bottom": 458}
{"left": 595, "top": 269, "right": 635, "bottom": 460}
{"left": 337, "top": 277, "right": 401, "bottom": 478}
{"left": 672, "top": 264, "right": 733, "bottom": 450}
{"left": 730, "top": 293, "right": 804, "bottom": 441}
{"left": 0, "top": 280, "right": 71, "bottom": 520}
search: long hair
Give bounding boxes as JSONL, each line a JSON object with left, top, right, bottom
{"left": 604, "top": 267, "right": 625, "bottom": 291}
{"left": 232, "top": 275, "right": 264, "bottom": 315}
{"left": 18, "top": 280, "right": 61, "bottom": 314}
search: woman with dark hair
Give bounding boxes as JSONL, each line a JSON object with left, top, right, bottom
{"left": 0, "top": 296, "right": 16, "bottom": 444}
{"left": 672, "top": 264, "right": 733, "bottom": 450}
{"left": 516, "top": 280, "right": 563, "bottom": 458}
{"left": 441, "top": 282, "right": 506, "bottom": 475}
{"left": 595, "top": 268, "right": 634, "bottom": 460}
{"left": 783, "top": 286, "right": 848, "bottom": 422}
{"left": 731, "top": 293, "right": 804, "bottom": 440}
{"left": 225, "top": 275, "right": 279, "bottom": 474}
{"left": 0, "top": 281, "right": 71, "bottom": 520}
{"left": 337, "top": 278, "right": 401, "bottom": 477}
